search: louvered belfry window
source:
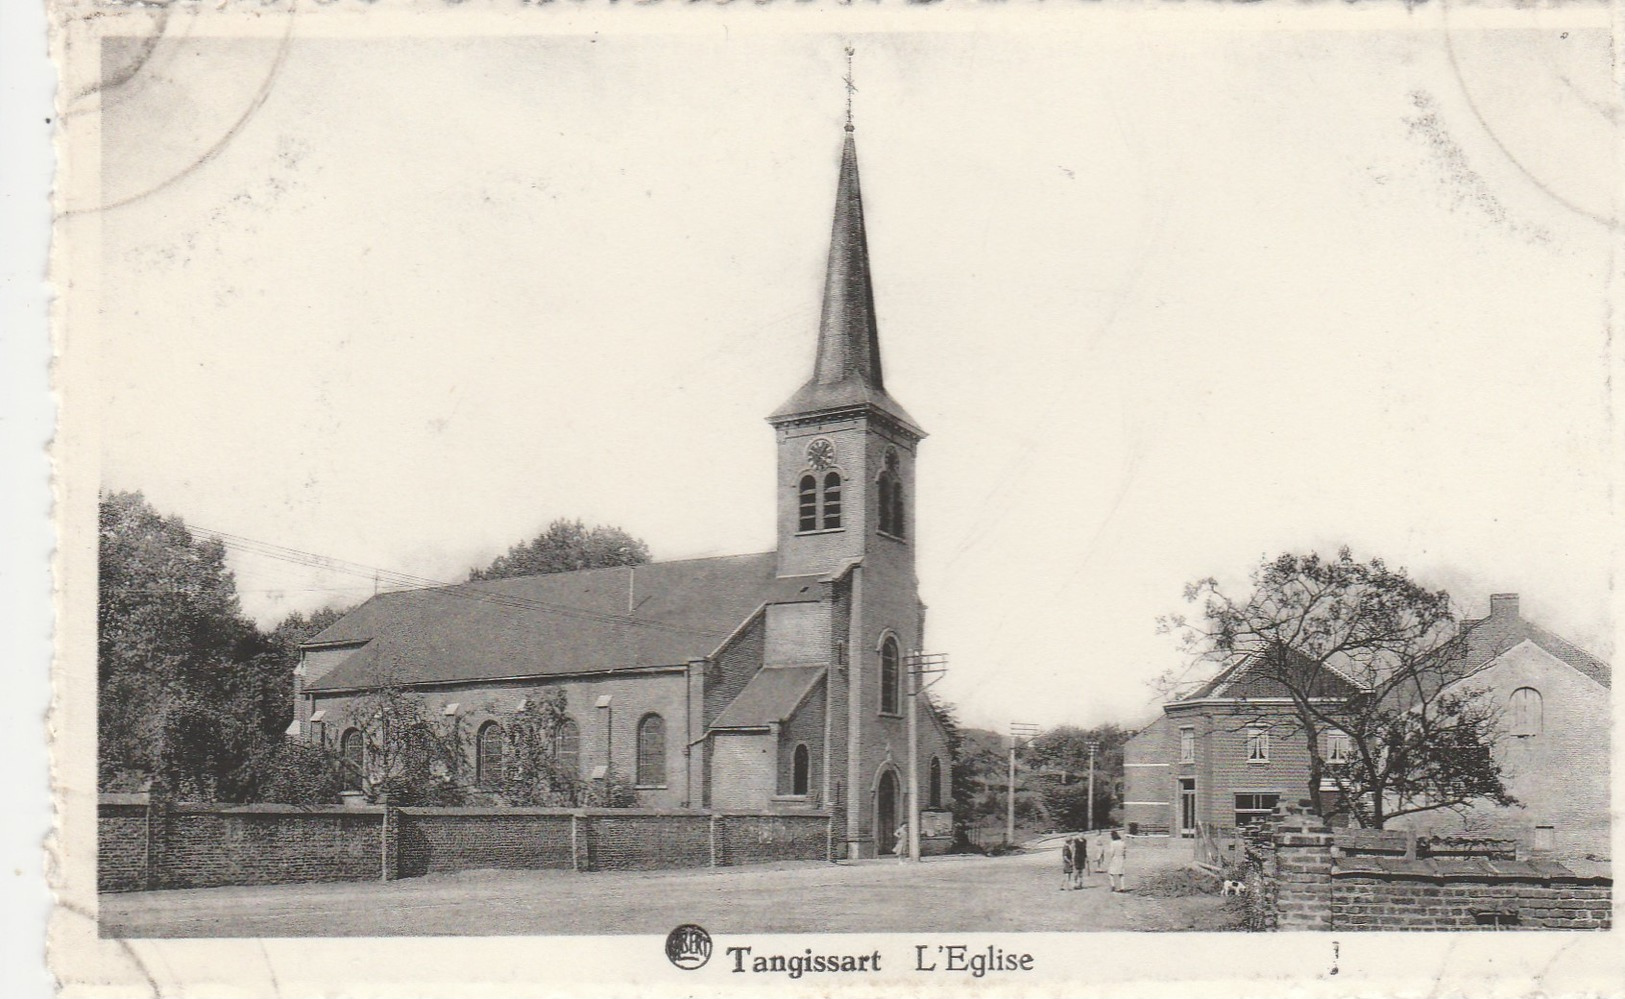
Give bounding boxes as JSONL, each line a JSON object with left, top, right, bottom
{"left": 798, "top": 475, "right": 818, "bottom": 532}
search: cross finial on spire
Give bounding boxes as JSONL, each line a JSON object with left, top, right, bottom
{"left": 843, "top": 45, "right": 857, "bottom": 132}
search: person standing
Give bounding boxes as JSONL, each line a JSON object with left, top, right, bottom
{"left": 1091, "top": 830, "right": 1107, "bottom": 877}
{"left": 1106, "top": 830, "right": 1127, "bottom": 892}
{"left": 894, "top": 820, "right": 909, "bottom": 863}
{"left": 1070, "top": 837, "right": 1087, "bottom": 889}
{"left": 1059, "top": 836, "right": 1075, "bottom": 890}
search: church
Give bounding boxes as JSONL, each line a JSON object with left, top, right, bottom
{"left": 290, "top": 122, "right": 955, "bottom": 859}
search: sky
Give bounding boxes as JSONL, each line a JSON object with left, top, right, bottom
{"left": 94, "top": 14, "right": 1618, "bottom": 733}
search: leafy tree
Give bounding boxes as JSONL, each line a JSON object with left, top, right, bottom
{"left": 242, "top": 739, "right": 345, "bottom": 805}
{"left": 340, "top": 674, "right": 469, "bottom": 806}
{"left": 1026, "top": 724, "right": 1128, "bottom": 830}
{"left": 489, "top": 688, "right": 585, "bottom": 806}
{"left": 1162, "top": 547, "right": 1516, "bottom": 826}
{"left": 97, "top": 491, "right": 269, "bottom": 795}
{"left": 470, "top": 519, "right": 651, "bottom": 581}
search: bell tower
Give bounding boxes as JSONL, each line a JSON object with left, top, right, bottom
{"left": 768, "top": 122, "right": 925, "bottom": 580}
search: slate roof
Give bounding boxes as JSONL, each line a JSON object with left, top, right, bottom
{"left": 708, "top": 665, "right": 827, "bottom": 730}
{"left": 768, "top": 130, "right": 922, "bottom": 436}
{"left": 304, "top": 552, "right": 827, "bottom": 691}
{"left": 1178, "top": 647, "right": 1366, "bottom": 702}
{"left": 1442, "top": 611, "right": 1611, "bottom": 689}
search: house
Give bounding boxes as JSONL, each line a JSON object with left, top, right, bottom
{"left": 1123, "top": 594, "right": 1611, "bottom": 858}
{"left": 1122, "top": 648, "right": 1363, "bottom": 838}
{"left": 290, "top": 121, "right": 955, "bottom": 858}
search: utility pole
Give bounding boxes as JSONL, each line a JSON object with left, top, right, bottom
{"left": 1006, "top": 722, "right": 1039, "bottom": 847}
{"left": 1086, "top": 740, "right": 1100, "bottom": 833}
{"left": 904, "top": 651, "right": 949, "bottom": 862}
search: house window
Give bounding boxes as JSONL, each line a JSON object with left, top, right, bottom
{"left": 553, "top": 716, "right": 580, "bottom": 777}
{"left": 1179, "top": 726, "right": 1195, "bottom": 763}
{"left": 798, "top": 475, "right": 818, "bottom": 532}
{"left": 822, "top": 472, "right": 842, "bottom": 529}
{"left": 929, "top": 756, "right": 943, "bottom": 809}
{"left": 1509, "top": 687, "right": 1542, "bottom": 737}
{"left": 1234, "top": 792, "right": 1280, "bottom": 827}
{"left": 880, "top": 637, "right": 902, "bottom": 716}
{"left": 1246, "top": 727, "right": 1270, "bottom": 763}
{"left": 1326, "top": 729, "right": 1352, "bottom": 764}
{"left": 476, "top": 721, "right": 504, "bottom": 790}
{"left": 792, "top": 743, "right": 811, "bottom": 796}
{"left": 340, "top": 728, "right": 364, "bottom": 793}
{"left": 636, "top": 713, "right": 666, "bottom": 787}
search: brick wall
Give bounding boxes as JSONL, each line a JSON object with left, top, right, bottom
{"left": 396, "top": 808, "right": 575, "bottom": 877}
{"left": 97, "top": 798, "right": 150, "bottom": 892}
{"left": 99, "top": 795, "right": 834, "bottom": 892}
{"left": 585, "top": 812, "right": 712, "bottom": 870}
{"left": 715, "top": 813, "right": 832, "bottom": 866}
{"left": 153, "top": 803, "right": 387, "bottom": 889}
{"left": 1243, "top": 804, "right": 1613, "bottom": 931}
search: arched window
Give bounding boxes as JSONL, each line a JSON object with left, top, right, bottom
{"left": 928, "top": 756, "right": 943, "bottom": 809}
{"left": 340, "top": 728, "right": 364, "bottom": 793}
{"left": 636, "top": 713, "right": 666, "bottom": 786}
{"left": 792, "top": 743, "right": 811, "bottom": 796}
{"left": 822, "top": 472, "right": 843, "bottom": 529}
{"left": 1509, "top": 687, "right": 1543, "bottom": 737}
{"left": 877, "top": 473, "right": 896, "bottom": 535}
{"left": 798, "top": 475, "right": 818, "bottom": 532}
{"left": 476, "top": 721, "right": 504, "bottom": 790}
{"left": 890, "top": 479, "right": 905, "bottom": 539}
{"left": 553, "top": 716, "right": 580, "bottom": 776}
{"left": 880, "top": 637, "right": 901, "bottom": 716}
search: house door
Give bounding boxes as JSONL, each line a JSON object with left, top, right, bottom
{"left": 1178, "top": 779, "right": 1198, "bottom": 838}
{"left": 876, "top": 769, "right": 899, "bottom": 855}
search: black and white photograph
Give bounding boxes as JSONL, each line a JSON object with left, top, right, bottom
{"left": 38, "top": 3, "right": 1623, "bottom": 996}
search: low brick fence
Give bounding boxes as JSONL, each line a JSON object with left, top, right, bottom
{"left": 1242, "top": 803, "right": 1612, "bottom": 931}
{"left": 99, "top": 795, "right": 833, "bottom": 892}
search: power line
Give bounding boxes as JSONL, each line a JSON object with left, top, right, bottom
{"left": 185, "top": 525, "right": 731, "bottom": 643}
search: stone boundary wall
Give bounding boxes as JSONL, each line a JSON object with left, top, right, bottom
{"left": 1242, "top": 803, "right": 1612, "bottom": 932}
{"left": 99, "top": 795, "right": 833, "bottom": 892}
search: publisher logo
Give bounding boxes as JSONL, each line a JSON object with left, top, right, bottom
{"left": 665, "top": 924, "right": 712, "bottom": 970}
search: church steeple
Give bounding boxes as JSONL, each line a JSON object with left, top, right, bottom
{"left": 815, "top": 131, "right": 884, "bottom": 391}
{"left": 770, "top": 125, "right": 922, "bottom": 435}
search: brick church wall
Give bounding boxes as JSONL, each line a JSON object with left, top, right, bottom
{"left": 99, "top": 795, "right": 833, "bottom": 891}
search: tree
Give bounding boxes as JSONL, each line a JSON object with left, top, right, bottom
{"left": 340, "top": 674, "right": 469, "bottom": 806}
{"left": 489, "top": 688, "right": 585, "bottom": 806}
{"left": 470, "top": 519, "right": 650, "bottom": 581}
{"left": 1026, "top": 724, "right": 1129, "bottom": 830}
{"left": 98, "top": 491, "right": 267, "bottom": 795}
{"left": 1162, "top": 547, "right": 1517, "bottom": 827}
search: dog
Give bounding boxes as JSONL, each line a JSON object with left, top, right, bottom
{"left": 1221, "top": 879, "right": 1246, "bottom": 897}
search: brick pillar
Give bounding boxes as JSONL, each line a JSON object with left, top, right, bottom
{"left": 145, "top": 794, "right": 168, "bottom": 891}
{"left": 380, "top": 806, "right": 399, "bottom": 882}
{"left": 1272, "top": 806, "right": 1334, "bottom": 931}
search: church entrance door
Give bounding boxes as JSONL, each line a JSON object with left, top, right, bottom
{"left": 876, "top": 769, "right": 899, "bottom": 855}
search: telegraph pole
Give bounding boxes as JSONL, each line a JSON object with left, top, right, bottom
{"left": 1086, "top": 740, "right": 1100, "bottom": 833}
{"left": 904, "top": 651, "right": 949, "bottom": 862}
{"left": 1006, "top": 722, "right": 1039, "bottom": 847}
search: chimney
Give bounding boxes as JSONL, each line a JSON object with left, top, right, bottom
{"left": 1489, "top": 593, "right": 1520, "bottom": 619}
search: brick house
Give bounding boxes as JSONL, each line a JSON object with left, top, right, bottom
{"left": 1123, "top": 594, "right": 1611, "bottom": 857}
{"left": 290, "top": 123, "right": 954, "bottom": 859}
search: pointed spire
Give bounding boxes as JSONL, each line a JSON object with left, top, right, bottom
{"left": 813, "top": 130, "right": 883, "bottom": 390}
{"left": 768, "top": 105, "right": 922, "bottom": 437}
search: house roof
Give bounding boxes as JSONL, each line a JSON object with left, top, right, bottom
{"left": 1177, "top": 647, "right": 1366, "bottom": 703}
{"left": 304, "top": 552, "right": 827, "bottom": 691}
{"left": 1443, "top": 610, "right": 1611, "bottom": 689}
{"left": 708, "top": 665, "right": 827, "bottom": 730}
